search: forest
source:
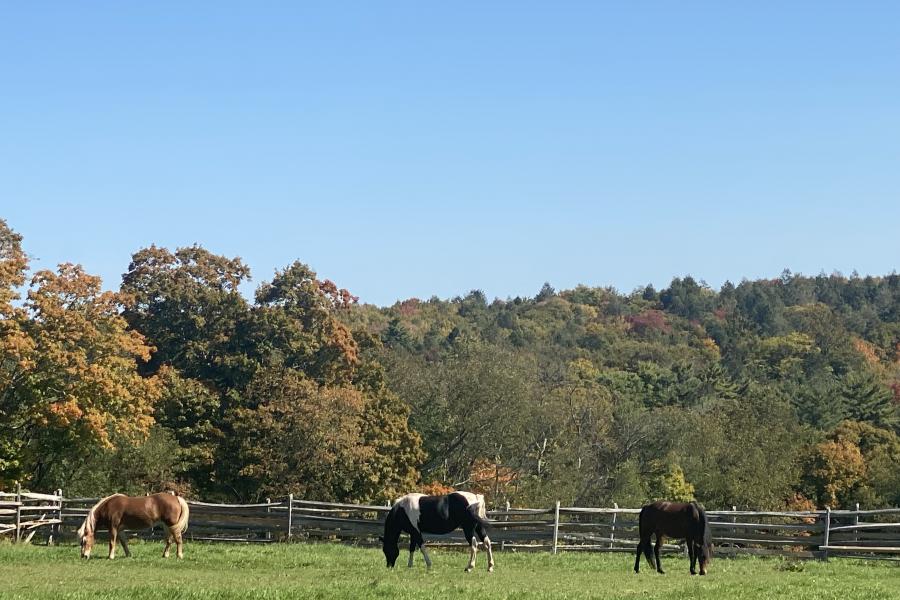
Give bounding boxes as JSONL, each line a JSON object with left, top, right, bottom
{"left": 1, "top": 218, "right": 898, "bottom": 511}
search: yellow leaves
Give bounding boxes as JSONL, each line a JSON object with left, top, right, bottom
{"left": 754, "top": 332, "right": 819, "bottom": 378}
{"left": 568, "top": 358, "right": 599, "bottom": 382}
{"left": 701, "top": 337, "right": 720, "bottom": 359}
{"left": 808, "top": 439, "right": 867, "bottom": 507}
{"left": 46, "top": 398, "right": 84, "bottom": 427}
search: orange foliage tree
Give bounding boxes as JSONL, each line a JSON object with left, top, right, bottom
{"left": 1, "top": 257, "right": 160, "bottom": 488}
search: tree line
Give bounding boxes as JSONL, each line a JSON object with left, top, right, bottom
{"left": 1, "top": 218, "right": 898, "bottom": 510}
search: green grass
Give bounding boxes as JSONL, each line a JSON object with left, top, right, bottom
{"left": 1, "top": 540, "right": 898, "bottom": 599}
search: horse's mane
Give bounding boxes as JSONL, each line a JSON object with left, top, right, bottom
{"left": 77, "top": 493, "right": 126, "bottom": 537}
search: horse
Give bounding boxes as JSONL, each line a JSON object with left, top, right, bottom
{"left": 381, "top": 491, "right": 495, "bottom": 572}
{"left": 634, "top": 501, "right": 712, "bottom": 575}
{"left": 77, "top": 492, "right": 190, "bottom": 559}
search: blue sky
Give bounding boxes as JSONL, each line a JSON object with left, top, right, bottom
{"left": 1, "top": 2, "right": 898, "bottom": 305}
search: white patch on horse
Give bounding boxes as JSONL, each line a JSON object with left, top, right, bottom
{"left": 395, "top": 493, "right": 426, "bottom": 532}
{"left": 454, "top": 491, "right": 487, "bottom": 517}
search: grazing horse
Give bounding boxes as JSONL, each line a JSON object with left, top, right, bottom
{"left": 77, "top": 492, "right": 190, "bottom": 559}
{"left": 381, "top": 491, "right": 495, "bottom": 572}
{"left": 634, "top": 501, "right": 712, "bottom": 575}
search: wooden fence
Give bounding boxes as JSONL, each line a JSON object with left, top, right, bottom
{"left": 0, "top": 484, "right": 64, "bottom": 544}
{"left": 3, "top": 489, "right": 899, "bottom": 560}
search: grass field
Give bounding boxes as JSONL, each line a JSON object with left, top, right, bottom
{"left": 1, "top": 541, "right": 898, "bottom": 600}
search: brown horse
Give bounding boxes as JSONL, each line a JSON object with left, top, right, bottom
{"left": 77, "top": 492, "right": 190, "bottom": 559}
{"left": 634, "top": 501, "right": 712, "bottom": 575}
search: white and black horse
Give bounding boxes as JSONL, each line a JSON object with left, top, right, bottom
{"left": 381, "top": 492, "right": 495, "bottom": 572}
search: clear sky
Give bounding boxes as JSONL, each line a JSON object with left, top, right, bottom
{"left": 2, "top": 3, "right": 898, "bottom": 306}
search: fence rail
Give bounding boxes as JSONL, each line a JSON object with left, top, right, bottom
{"left": 2, "top": 489, "right": 898, "bottom": 560}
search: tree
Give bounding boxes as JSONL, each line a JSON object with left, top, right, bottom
{"left": 827, "top": 421, "right": 900, "bottom": 507}
{"left": 251, "top": 261, "right": 359, "bottom": 386}
{"left": 648, "top": 461, "right": 695, "bottom": 502}
{"left": 840, "top": 371, "right": 896, "bottom": 429}
{"left": 382, "top": 317, "right": 412, "bottom": 350}
{"left": 3, "top": 264, "right": 160, "bottom": 488}
{"left": 804, "top": 438, "right": 866, "bottom": 508}
{"left": 153, "top": 367, "right": 223, "bottom": 493}
{"left": 226, "top": 368, "right": 420, "bottom": 503}
{"left": 660, "top": 276, "right": 713, "bottom": 321}
{"left": 387, "top": 341, "right": 540, "bottom": 496}
{"left": 0, "top": 220, "right": 33, "bottom": 484}
{"left": 535, "top": 282, "right": 556, "bottom": 302}
{"left": 120, "top": 245, "right": 252, "bottom": 386}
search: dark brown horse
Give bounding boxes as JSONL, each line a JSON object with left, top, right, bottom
{"left": 634, "top": 501, "right": 712, "bottom": 575}
{"left": 77, "top": 492, "right": 190, "bottom": 559}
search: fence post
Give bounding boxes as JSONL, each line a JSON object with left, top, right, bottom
{"left": 822, "top": 507, "right": 831, "bottom": 561}
{"left": 14, "top": 482, "right": 22, "bottom": 543}
{"left": 551, "top": 501, "right": 560, "bottom": 554}
{"left": 287, "top": 494, "right": 294, "bottom": 541}
{"left": 853, "top": 502, "right": 860, "bottom": 546}
{"left": 265, "top": 498, "right": 272, "bottom": 541}
{"left": 48, "top": 489, "right": 62, "bottom": 546}
{"left": 610, "top": 503, "right": 618, "bottom": 549}
{"left": 500, "top": 500, "right": 510, "bottom": 552}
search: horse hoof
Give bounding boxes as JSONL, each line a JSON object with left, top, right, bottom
{"left": 464, "top": 567, "right": 473, "bottom": 573}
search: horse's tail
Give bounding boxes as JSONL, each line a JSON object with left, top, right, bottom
{"left": 467, "top": 502, "right": 493, "bottom": 534}
{"left": 691, "top": 502, "right": 711, "bottom": 549}
{"left": 695, "top": 502, "right": 712, "bottom": 550}
{"left": 172, "top": 496, "right": 190, "bottom": 535}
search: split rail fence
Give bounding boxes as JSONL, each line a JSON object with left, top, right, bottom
{"left": 3, "top": 489, "right": 899, "bottom": 560}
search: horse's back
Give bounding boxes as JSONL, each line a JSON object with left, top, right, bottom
{"left": 640, "top": 501, "right": 699, "bottom": 538}
{"left": 390, "top": 492, "right": 485, "bottom": 536}
{"left": 108, "top": 492, "right": 183, "bottom": 530}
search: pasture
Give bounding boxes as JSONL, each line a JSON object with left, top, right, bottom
{"left": 1, "top": 541, "right": 897, "bottom": 600}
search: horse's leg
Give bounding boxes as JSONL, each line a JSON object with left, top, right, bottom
{"left": 654, "top": 534, "right": 665, "bottom": 574}
{"left": 108, "top": 526, "right": 117, "bottom": 560}
{"left": 476, "top": 526, "right": 494, "bottom": 572}
{"left": 410, "top": 529, "right": 430, "bottom": 568}
{"left": 162, "top": 527, "right": 173, "bottom": 558}
{"left": 688, "top": 538, "right": 696, "bottom": 575}
{"left": 119, "top": 532, "right": 131, "bottom": 558}
{"left": 174, "top": 529, "right": 184, "bottom": 559}
{"left": 419, "top": 545, "right": 433, "bottom": 569}
{"left": 464, "top": 527, "right": 478, "bottom": 572}
{"left": 634, "top": 537, "right": 645, "bottom": 573}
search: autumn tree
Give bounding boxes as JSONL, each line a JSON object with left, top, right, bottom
{"left": 0, "top": 219, "right": 33, "bottom": 483}
{"left": 227, "top": 367, "right": 420, "bottom": 503}
{"left": 248, "top": 261, "right": 359, "bottom": 386}
{"left": 803, "top": 438, "right": 867, "bottom": 508}
{"left": 4, "top": 264, "right": 159, "bottom": 488}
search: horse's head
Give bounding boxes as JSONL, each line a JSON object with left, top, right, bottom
{"left": 697, "top": 538, "right": 712, "bottom": 575}
{"left": 77, "top": 524, "right": 95, "bottom": 559}
{"left": 380, "top": 535, "right": 399, "bottom": 568}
